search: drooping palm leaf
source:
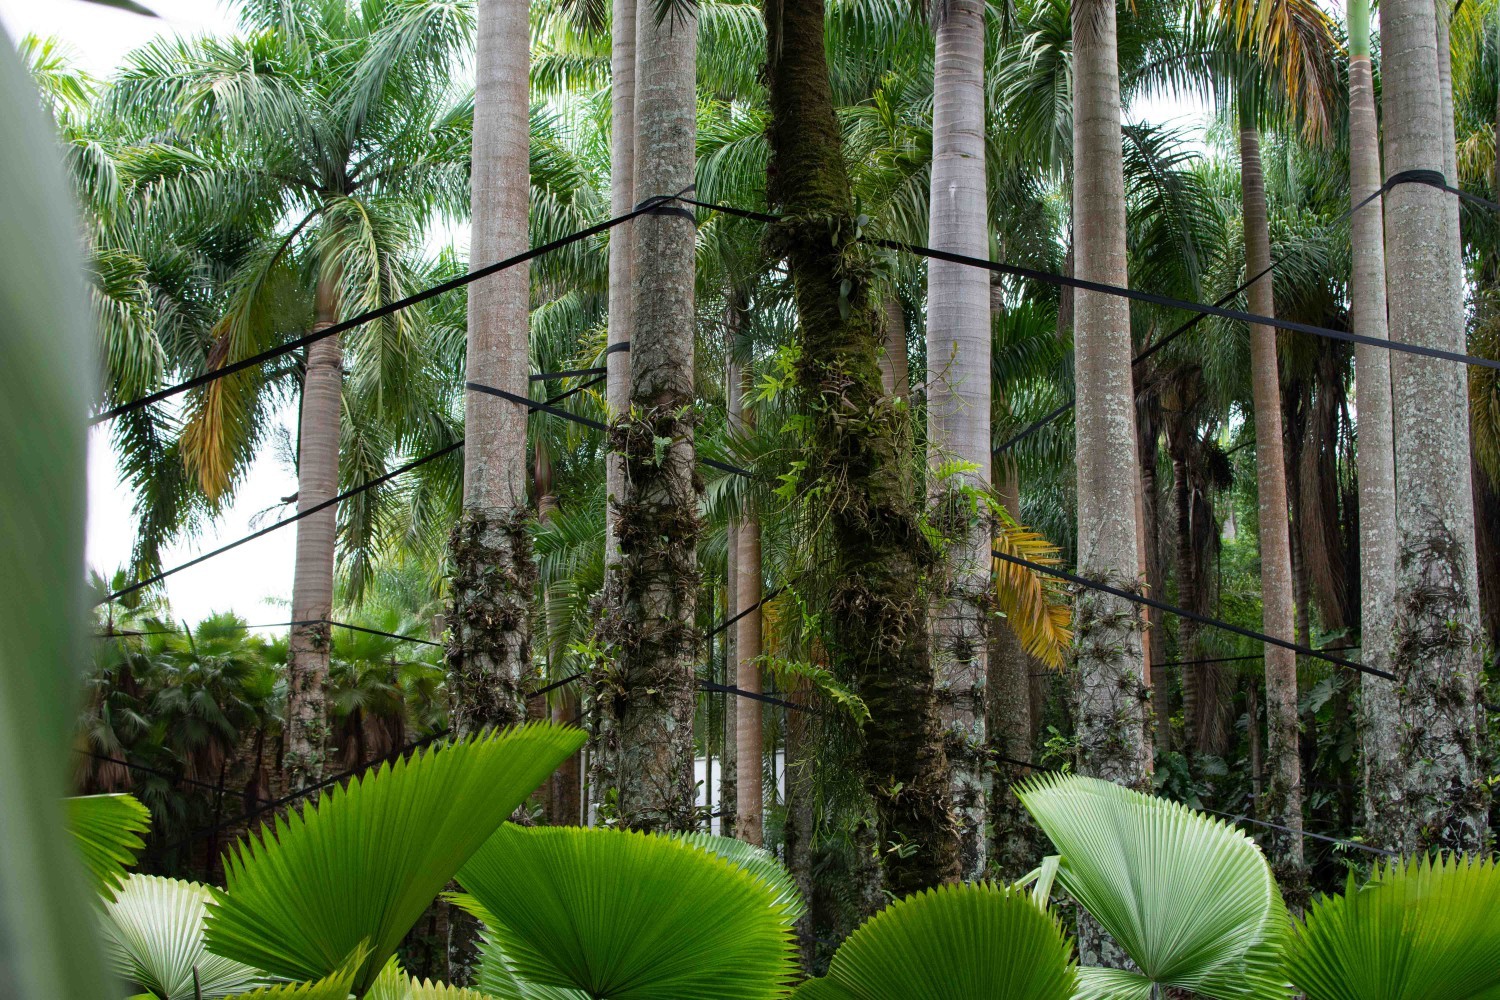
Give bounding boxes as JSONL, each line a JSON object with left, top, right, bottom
{"left": 455, "top": 826, "right": 799, "bottom": 999}
{"left": 1286, "top": 854, "right": 1500, "bottom": 1000}
{"left": 67, "top": 792, "right": 151, "bottom": 901}
{"left": 991, "top": 519, "right": 1073, "bottom": 670}
{"left": 1017, "top": 774, "right": 1291, "bottom": 1000}
{"left": 203, "top": 725, "right": 587, "bottom": 995}
{"left": 102, "top": 874, "right": 264, "bottom": 999}
{"left": 789, "top": 882, "right": 1077, "bottom": 999}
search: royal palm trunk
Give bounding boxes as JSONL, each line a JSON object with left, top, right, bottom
{"left": 926, "top": 0, "right": 993, "bottom": 880}
{"left": 447, "top": 0, "right": 533, "bottom": 736}
{"left": 1238, "top": 118, "right": 1304, "bottom": 880}
{"left": 764, "top": 0, "right": 960, "bottom": 895}
{"left": 1346, "top": 0, "right": 1400, "bottom": 844}
{"left": 605, "top": 0, "right": 700, "bottom": 832}
{"left": 284, "top": 274, "right": 341, "bottom": 788}
{"left": 729, "top": 294, "right": 765, "bottom": 845}
{"left": 1381, "top": 0, "right": 1490, "bottom": 853}
{"left": 989, "top": 460, "right": 1038, "bottom": 880}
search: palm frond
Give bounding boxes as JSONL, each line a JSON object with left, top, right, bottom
{"left": 102, "top": 874, "right": 265, "bottom": 999}
{"left": 67, "top": 792, "right": 151, "bottom": 901}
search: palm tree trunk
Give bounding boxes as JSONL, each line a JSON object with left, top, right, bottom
{"left": 926, "top": 0, "right": 991, "bottom": 880}
{"left": 1347, "top": 0, "right": 1400, "bottom": 844}
{"left": 1238, "top": 118, "right": 1304, "bottom": 882}
{"left": 285, "top": 272, "right": 341, "bottom": 788}
{"left": 1381, "top": 0, "right": 1490, "bottom": 854}
{"left": 590, "top": 0, "right": 639, "bottom": 825}
{"left": 447, "top": 0, "right": 533, "bottom": 737}
{"left": 728, "top": 291, "right": 765, "bottom": 845}
{"left": 880, "top": 295, "right": 910, "bottom": 399}
{"left": 764, "top": 0, "right": 960, "bottom": 895}
{"left": 1070, "top": 0, "right": 1150, "bottom": 790}
{"left": 606, "top": 0, "right": 700, "bottom": 832}
{"left": 989, "top": 459, "right": 1038, "bottom": 880}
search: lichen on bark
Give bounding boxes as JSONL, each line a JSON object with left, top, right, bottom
{"left": 445, "top": 506, "right": 535, "bottom": 735}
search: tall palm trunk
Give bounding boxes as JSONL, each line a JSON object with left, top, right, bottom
{"left": 447, "top": 0, "right": 532, "bottom": 737}
{"left": 590, "top": 0, "right": 639, "bottom": 825}
{"left": 926, "top": 0, "right": 992, "bottom": 880}
{"left": 1070, "top": 0, "right": 1150, "bottom": 789}
{"left": 606, "top": 0, "right": 700, "bottom": 832}
{"left": 728, "top": 291, "right": 764, "bottom": 845}
{"left": 764, "top": 0, "right": 960, "bottom": 895}
{"left": 1238, "top": 118, "right": 1304, "bottom": 880}
{"left": 284, "top": 272, "right": 341, "bottom": 788}
{"left": 1381, "top": 0, "right": 1490, "bottom": 853}
{"left": 989, "top": 459, "right": 1038, "bottom": 880}
{"left": 1346, "top": 0, "right": 1400, "bottom": 842}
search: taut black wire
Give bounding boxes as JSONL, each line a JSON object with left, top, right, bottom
{"left": 74, "top": 749, "right": 274, "bottom": 803}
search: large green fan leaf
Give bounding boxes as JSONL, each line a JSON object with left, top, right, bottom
{"left": 103, "top": 874, "right": 264, "bottom": 999}
{"left": 456, "top": 826, "right": 798, "bottom": 999}
{"left": 224, "top": 947, "right": 366, "bottom": 1000}
{"left": 368, "top": 955, "right": 511, "bottom": 1000}
{"left": 673, "top": 832, "right": 806, "bottom": 920}
{"left": 1287, "top": 854, "right": 1500, "bottom": 1000}
{"left": 203, "top": 724, "right": 587, "bottom": 995}
{"left": 789, "top": 882, "right": 1076, "bottom": 1000}
{"left": 1017, "top": 773, "right": 1290, "bottom": 1000}
{"left": 67, "top": 793, "right": 151, "bottom": 901}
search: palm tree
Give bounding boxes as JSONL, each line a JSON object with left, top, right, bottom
{"left": 1380, "top": 0, "right": 1490, "bottom": 853}
{"left": 606, "top": 0, "right": 702, "bottom": 832}
{"left": 101, "top": 0, "right": 474, "bottom": 787}
{"left": 1345, "top": 0, "right": 1400, "bottom": 845}
{"left": 926, "top": 0, "right": 994, "bottom": 879}
{"left": 1069, "top": 0, "right": 1151, "bottom": 799}
{"left": 447, "top": 0, "right": 533, "bottom": 735}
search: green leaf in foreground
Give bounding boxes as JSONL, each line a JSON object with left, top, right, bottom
{"left": 1287, "top": 853, "right": 1500, "bottom": 1000}
{"left": 102, "top": 873, "right": 264, "bottom": 999}
{"left": 203, "top": 724, "right": 587, "bottom": 995}
{"left": 457, "top": 825, "right": 798, "bottom": 999}
{"left": 67, "top": 792, "right": 150, "bottom": 901}
{"left": 790, "top": 882, "right": 1075, "bottom": 999}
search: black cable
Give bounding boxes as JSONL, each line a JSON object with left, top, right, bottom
{"left": 92, "top": 196, "right": 673, "bottom": 425}
{"left": 531, "top": 366, "right": 607, "bottom": 381}
{"left": 700, "top": 681, "right": 815, "bottom": 714}
{"left": 990, "top": 548, "right": 1394, "bottom": 681}
{"left": 705, "top": 583, "right": 789, "bottom": 641}
{"left": 1201, "top": 807, "right": 1396, "bottom": 857}
{"left": 1156, "top": 646, "right": 1358, "bottom": 670}
{"left": 74, "top": 749, "right": 274, "bottom": 803}
{"left": 322, "top": 619, "right": 442, "bottom": 648}
{"left": 100, "top": 442, "right": 464, "bottom": 605}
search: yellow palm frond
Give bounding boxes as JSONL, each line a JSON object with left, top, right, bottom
{"left": 1219, "top": 0, "right": 1342, "bottom": 140}
{"left": 992, "top": 522, "right": 1073, "bottom": 671}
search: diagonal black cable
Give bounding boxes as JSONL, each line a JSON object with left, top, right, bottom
{"left": 74, "top": 749, "right": 274, "bottom": 804}
{"left": 91, "top": 198, "right": 673, "bottom": 425}
{"left": 990, "top": 548, "right": 1394, "bottom": 681}
{"left": 322, "top": 619, "right": 442, "bottom": 647}
{"left": 700, "top": 681, "right": 816, "bottom": 714}
{"left": 100, "top": 442, "right": 464, "bottom": 605}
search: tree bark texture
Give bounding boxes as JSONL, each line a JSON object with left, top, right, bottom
{"left": 730, "top": 294, "right": 765, "bottom": 845}
{"left": 447, "top": 0, "right": 533, "bottom": 737}
{"left": 926, "top": 0, "right": 992, "bottom": 880}
{"left": 764, "top": 0, "right": 960, "bottom": 895}
{"left": 1381, "top": 0, "right": 1490, "bottom": 854}
{"left": 603, "top": 0, "right": 701, "bottom": 832}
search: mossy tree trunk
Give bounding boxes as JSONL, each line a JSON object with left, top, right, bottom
{"left": 447, "top": 0, "right": 533, "bottom": 737}
{"left": 1381, "top": 0, "right": 1490, "bottom": 854}
{"left": 764, "top": 0, "right": 960, "bottom": 896}
{"left": 603, "top": 0, "right": 701, "bottom": 832}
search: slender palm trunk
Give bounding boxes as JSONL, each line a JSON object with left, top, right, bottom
{"left": 926, "top": 0, "right": 992, "bottom": 880}
{"left": 989, "top": 459, "right": 1038, "bottom": 880}
{"left": 764, "top": 0, "right": 960, "bottom": 895}
{"left": 447, "top": 0, "right": 532, "bottom": 737}
{"left": 284, "top": 273, "right": 341, "bottom": 788}
{"left": 1347, "top": 0, "right": 1400, "bottom": 843}
{"left": 1238, "top": 119, "right": 1304, "bottom": 881}
{"left": 1381, "top": 0, "right": 1490, "bottom": 853}
{"left": 728, "top": 292, "right": 765, "bottom": 845}
{"left": 590, "top": 0, "right": 639, "bottom": 825}
{"left": 1070, "top": 0, "right": 1150, "bottom": 789}
{"left": 880, "top": 296, "right": 910, "bottom": 399}
{"left": 606, "top": 0, "right": 700, "bottom": 832}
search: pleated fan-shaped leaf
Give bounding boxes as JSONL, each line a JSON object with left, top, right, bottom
{"left": 368, "top": 954, "right": 516, "bottom": 1000}
{"left": 456, "top": 825, "right": 799, "bottom": 999}
{"left": 223, "top": 946, "right": 365, "bottom": 1000}
{"left": 789, "top": 882, "right": 1076, "bottom": 999}
{"left": 1286, "top": 853, "right": 1500, "bottom": 1000}
{"left": 102, "top": 874, "right": 264, "bottom": 999}
{"left": 67, "top": 792, "right": 150, "bottom": 901}
{"left": 1017, "top": 773, "right": 1291, "bottom": 1000}
{"left": 203, "top": 724, "right": 587, "bottom": 995}
{"left": 673, "top": 831, "right": 806, "bottom": 920}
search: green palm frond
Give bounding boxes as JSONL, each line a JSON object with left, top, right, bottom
{"left": 102, "top": 874, "right": 264, "bottom": 1000}
{"left": 224, "top": 948, "right": 367, "bottom": 1000}
{"left": 790, "top": 882, "right": 1077, "bottom": 999}
{"left": 369, "top": 954, "right": 518, "bottom": 1000}
{"left": 67, "top": 792, "right": 150, "bottom": 901}
{"left": 672, "top": 832, "right": 807, "bottom": 920}
{"left": 455, "top": 826, "right": 799, "bottom": 999}
{"left": 1017, "top": 774, "right": 1291, "bottom": 1000}
{"left": 203, "top": 725, "right": 587, "bottom": 995}
{"left": 1287, "top": 854, "right": 1500, "bottom": 1000}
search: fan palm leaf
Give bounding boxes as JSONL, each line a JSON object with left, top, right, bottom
{"left": 67, "top": 792, "right": 150, "bottom": 901}
{"left": 102, "top": 874, "right": 265, "bottom": 1000}
{"left": 1017, "top": 773, "right": 1291, "bottom": 1000}
{"left": 202, "top": 725, "right": 587, "bottom": 995}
